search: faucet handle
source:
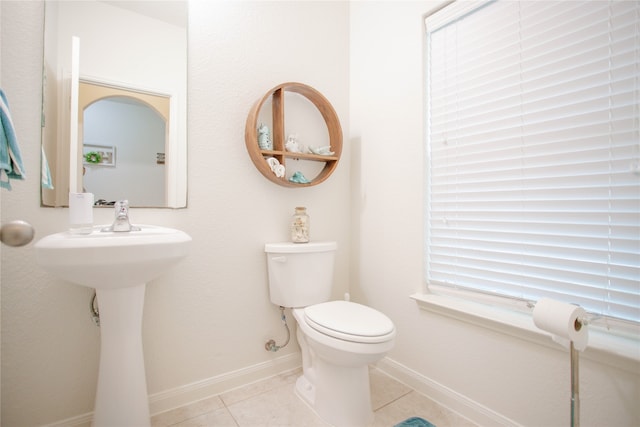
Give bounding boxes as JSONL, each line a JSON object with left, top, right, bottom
{"left": 115, "top": 200, "right": 129, "bottom": 217}
{"left": 101, "top": 200, "right": 139, "bottom": 232}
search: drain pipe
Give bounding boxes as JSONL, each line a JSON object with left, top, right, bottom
{"left": 265, "top": 306, "right": 290, "bottom": 352}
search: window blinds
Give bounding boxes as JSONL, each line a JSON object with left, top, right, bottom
{"left": 425, "top": 0, "right": 640, "bottom": 323}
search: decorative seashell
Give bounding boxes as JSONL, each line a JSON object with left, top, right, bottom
{"left": 289, "top": 171, "right": 311, "bottom": 184}
{"left": 274, "top": 164, "right": 286, "bottom": 178}
{"left": 266, "top": 157, "right": 279, "bottom": 169}
{"left": 257, "top": 123, "right": 273, "bottom": 150}
{"left": 285, "top": 134, "right": 303, "bottom": 153}
{"left": 265, "top": 157, "right": 285, "bottom": 177}
{"left": 308, "top": 145, "right": 334, "bottom": 156}
{"left": 285, "top": 140, "right": 303, "bottom": 153}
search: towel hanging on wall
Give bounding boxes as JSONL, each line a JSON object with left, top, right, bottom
{"left": 0, "top": 88, "right": 26, "bottom": 190}
{"left": 41, "top": 146, "right": 53, "bottom": 190}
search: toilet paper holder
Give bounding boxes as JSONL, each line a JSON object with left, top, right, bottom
{"left": 569, "top": 341, "right": 580, "bottom": 427}
{"left": 533, "top": 299, "right": 592, "bottom": 427}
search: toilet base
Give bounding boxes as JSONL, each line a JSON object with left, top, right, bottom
{"left": 295, "top": 360, "right": 374, "bottom": 427}
{"left": 295, "top": 375, "right": 316, "bottom": 408}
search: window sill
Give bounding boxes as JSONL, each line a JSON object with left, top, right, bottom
{"left": 411, "top": 291, "right": 640, "bottom": 373}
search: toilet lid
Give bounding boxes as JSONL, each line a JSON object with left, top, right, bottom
{"left": 303, "top": 301, "right": 395, "bottom": 344}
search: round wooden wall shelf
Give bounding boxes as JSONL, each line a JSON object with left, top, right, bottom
{"left": 244, "top": 82, "right": 343, "bottom": 187}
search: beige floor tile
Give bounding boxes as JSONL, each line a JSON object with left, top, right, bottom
{"left": 150, "top": 365, "right": 474, "bottom": 427}
{"left": 151, "top": 395, "right": 226, "bottom": 426}
{"left": 172, "top": 407, "right": 239, "bottom": 427}
{"left": 220, "top": 368, "right": 301, "bottom": 406}
{"left": 371, "top": 390, "right": 478, "bottom": 427}
{"left": 369, "top": 367, "right": 412, "bottom": 411}
{"left": 226, "top": 382, "right": 331, "bottom": 427}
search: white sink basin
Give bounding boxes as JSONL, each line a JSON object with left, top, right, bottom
{"left": 35, "top": 224, "right": 191, "bottom": 289}
{"left": 35, "top": 224, "right": 191, "bottom": 426}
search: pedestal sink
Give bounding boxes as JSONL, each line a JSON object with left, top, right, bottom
{"left": 35, "top": 225, "right": 191, "bottom": 427}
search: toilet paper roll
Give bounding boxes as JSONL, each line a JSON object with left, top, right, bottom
{"left": 533, "top": 298, "right": 588, "bottom": 351}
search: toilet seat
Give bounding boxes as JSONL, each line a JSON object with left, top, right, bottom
{"left": 303, "top": 301, "right": 395, "bottom": 344}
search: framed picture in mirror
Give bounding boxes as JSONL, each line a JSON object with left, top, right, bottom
{"left": 83, "top": 144, "right": 116, "bottom": 167}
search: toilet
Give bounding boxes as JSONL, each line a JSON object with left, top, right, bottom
{"left": 265, "top": 241, "right": 396, "bottom": 427}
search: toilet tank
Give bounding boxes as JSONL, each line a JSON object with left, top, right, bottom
{"left": 265, "top": 241, "right": 337, "bottom": 308}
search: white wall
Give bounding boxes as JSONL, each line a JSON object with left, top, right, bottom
{"left": 55, "top": 1, "right": 186, "bottom": 97}
{"left": 2, "top": 1, "right": 638, "bottom": 427}
{"left": 350, "top": 2, "right": 639, "bottom": 427}
{"left": 1, "top": 1, "right": 349, "bottom": 425}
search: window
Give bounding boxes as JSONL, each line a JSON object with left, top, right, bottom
{"left": 424, "top": 1, "right": 639, "bottom": 324}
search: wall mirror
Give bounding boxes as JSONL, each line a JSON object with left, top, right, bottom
{"left": 41, "top": 0, "right": 188, "bottom": 208}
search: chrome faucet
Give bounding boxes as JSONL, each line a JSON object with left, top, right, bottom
{"left": 102, "top": 200, "right": 140, "bottom": 232}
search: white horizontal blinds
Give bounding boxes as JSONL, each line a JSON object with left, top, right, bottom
{"left": 425, "top": 1, "right": 640, "bottom": 322}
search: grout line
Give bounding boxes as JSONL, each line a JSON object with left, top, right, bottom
{"left": 224, "top": 406, "right": 241, "bottom": 427}
{"left": 219, "top": 367, "right": 301, "bottom": 407}
{"left": 373, "top": 389, "right": 415, "bottom": 413}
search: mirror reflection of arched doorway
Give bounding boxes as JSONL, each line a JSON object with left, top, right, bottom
{"left": 78, "top": 80, "right": 170, "bottom": 206}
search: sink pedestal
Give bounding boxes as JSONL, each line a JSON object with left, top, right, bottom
{"left": 93, "top": 284, "right": 150, "bottom": 427}
{"left": 34, "top": 225, "right": 192, "bottom": 426}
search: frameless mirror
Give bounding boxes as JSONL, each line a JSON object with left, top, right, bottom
{"left": 41, "top": 0, "right": 188, "bottom": 208}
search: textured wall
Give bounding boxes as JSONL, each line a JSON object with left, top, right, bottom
{"left": 1, "top": 1, "right": 350, "bottom": 425}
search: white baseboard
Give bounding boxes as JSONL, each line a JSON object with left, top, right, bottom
{"left": 148, "top": 352, "right": 301, "bottom": 415}
{"left": 43, "top": 352, "right": 301, "bottom": 427}
{"left": 376, "top": 357, "right": 522, "bottom": 427}
{"left": 43, "top": 411, "right": 93, "bottom": 427}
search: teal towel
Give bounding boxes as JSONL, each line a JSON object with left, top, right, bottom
{"left": 41, "top": 146, "right": 53, "bottom": 190}
{"left": 394, "top": 417, "right": 436, "bottom": 427}
{"left": 0, "top": 89, "right": 26, "bottom": 190}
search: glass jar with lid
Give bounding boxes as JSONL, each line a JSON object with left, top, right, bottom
{"left": 291, "top": 207, "right": 310, "bottom": 243}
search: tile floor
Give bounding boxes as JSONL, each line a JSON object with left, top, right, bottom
{"left": 151, "top": 367, "right": 478, "bottom": 427}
